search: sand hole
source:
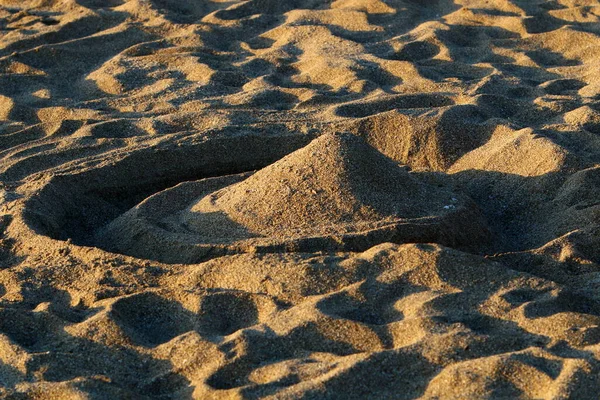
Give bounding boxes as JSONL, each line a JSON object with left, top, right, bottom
{"left": 110, "top": 293, "right": 194, "bottom": 346}
{"left": 395, "top": 41, "right": 440, "bottom": 61}
{"left": 199, "top": 292, "right": 260, "bottom": 336}
{"left": 21, "top": 133, "right": 311, "bottom": 246}
{"left": 0, "top": 309, "right": 52, "bottom": 349}
{"left": 317, "top": 291, "right": 403, "bottom": 325}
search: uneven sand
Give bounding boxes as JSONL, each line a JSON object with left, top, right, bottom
{"left": 2, "top": 0, "right": 600, "bottom": 398}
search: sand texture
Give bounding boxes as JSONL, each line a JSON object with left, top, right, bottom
{"left": 2, "top": 0, "right": 600, "bottom": 398}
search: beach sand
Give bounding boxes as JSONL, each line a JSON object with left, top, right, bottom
{"left": 2, "top": 0, "right": 600, "bottom": 398}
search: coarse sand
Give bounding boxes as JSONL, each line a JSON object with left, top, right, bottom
{"left": 2, "top": 0, "right": 600, "bottom": 398}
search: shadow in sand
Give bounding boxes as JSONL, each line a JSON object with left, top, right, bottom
{"left": 0, "top": 287, "right": 195, "bottom": 398}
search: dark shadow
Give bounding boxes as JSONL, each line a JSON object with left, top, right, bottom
{"left": 416, "top": 59, "right": 494, "bottom": 81}
{"left": 541, "top": 79, "right": 586, "bottom": 95}
{"left": 335, "top": 93, "right": 454, "bottom": 118}
{"left": 394, "top": 41, "right": 441, "bottom": 62}
{"left": 144, "top": 0, "right": 216, "bottom": 24}
{"left": 522, "top": 13, "right": 566, "bottom": 34}
{"left": 526, "top": 49, "right": 580, "bottom": 67}
{"left": 316, "top": 278, "right": 414, "bottom": 349}
{"left": 523, "top": 291, "right": 600, "bottom": 319}
{"left": 75, "top": 0, "right": 125, "bottom": 8}
{"left": 197, "top": 291, "right": 260, "bottom": 337}
{"left": 110, "top": 292, "right": 196, "bottom": 347}
{"left": 354, "top": 59, "right": 403, "bottom": 91}
{"left": 0, "top": 359, "right": 24, "bottom": 391}
{"left": 206, "top": 323, "right": 363, "bottom": 391}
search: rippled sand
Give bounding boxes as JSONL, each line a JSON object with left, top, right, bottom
{"left": 2, "top": 0, "right": 600, "bottom": 398}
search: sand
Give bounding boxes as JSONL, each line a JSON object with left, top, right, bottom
{"left": 1, "top": 0, "right": 600, "bottom": 398}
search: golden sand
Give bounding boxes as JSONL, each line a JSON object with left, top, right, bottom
{"left": 2, "top": 0, "right": 600, "bottom": 398}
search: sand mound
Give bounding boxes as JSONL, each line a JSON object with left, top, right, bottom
{"left": 449, "top": 126, "right": 570, "bottom": 177}
{"left": 338, "top": 103, "right": 494, "bottom": 170}
{"left": 4, "top": 0, "right": 600, "bottom": 397}
{"left": 97, "top": 133, "right": 488, "bottom": 263}
{"left": 190, "top": 133, "right": 456, "bottom": 235}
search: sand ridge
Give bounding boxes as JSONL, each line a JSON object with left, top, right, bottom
{"left": 2, "top": 0, "right": 600, "bottom": 398}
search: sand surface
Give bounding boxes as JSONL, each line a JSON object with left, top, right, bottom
{"left": 2, "top": 0, "right": 600, "bottom": 398}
